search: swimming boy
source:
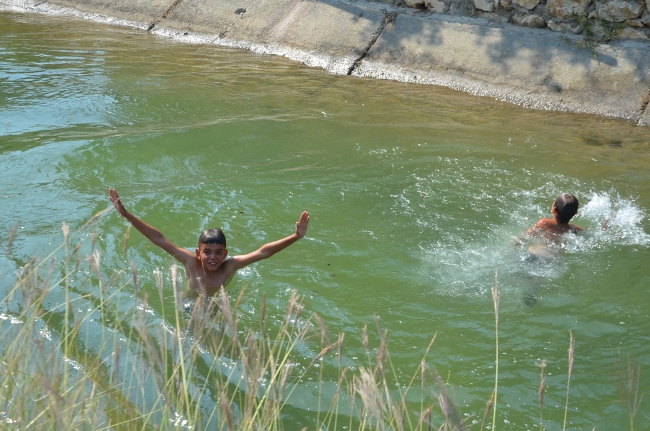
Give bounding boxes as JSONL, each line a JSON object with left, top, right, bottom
{"left": 517, "top": 193, "right": 581, "bottom": 306}
{"left": 527, "top": 193, "right": 582, "bottom": 239}
{"left": 108, "top": 188, "right": 309, "bottom": 296}
{"left": 515, "top": 192, "right": 582, "bottom": 259}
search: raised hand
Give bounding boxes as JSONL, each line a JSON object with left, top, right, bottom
{"left": 295, "top": 211, "right": 310, "bottom": 239}
{"left": 108, "top": 188, "right": 128, "bottom": 217}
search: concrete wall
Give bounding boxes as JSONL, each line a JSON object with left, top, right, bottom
{"left": 2, "top": 0, "right": 650, "bottom": 125}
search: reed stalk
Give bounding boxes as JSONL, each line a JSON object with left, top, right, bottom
{"left": 615, "top": 351, "right": 645, "bottom": 431}
{"left": 562, "top": 331, "right": 575, "bottom": 431}
{"left": 2, "top": 219, "right": 646, "bottom": 430}
{"left": 537, "top": 359, "right": 547, "bottom": 431}
{"left": 491, "top": 270, "right": 500, "bottom": 431}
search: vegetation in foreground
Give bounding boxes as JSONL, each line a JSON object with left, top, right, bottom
{"left": 0, "top": 214, "right": 645, "bottom": 430}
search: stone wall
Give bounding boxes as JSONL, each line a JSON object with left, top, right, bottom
{"left": 379, "top": 0, "right": 650, "bottom": 40}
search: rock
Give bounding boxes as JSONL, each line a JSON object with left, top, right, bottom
{"left": 627, "top": 18, "right": 645, "bottom": 26}
{"left": 512, "top": 11, "right": 546, "bottom": 25}
{"left": 425, "top": 0, "right": 449, "bottom": 12}
{"left": 588, "top": 10, "right": 599, "bottom": 17}
{"left": 615, "top": 26, "right": 649, "bottom": 37}
{"left": 547, "top": 0, "right": 593, "bottom": 18}
{"left": 589, "top": 20, "right": 608, "bottom": 36}
{"left": 596, "top": 0, "right": 643, "bottom": 22}
{"left": 473, "top": 0, "right": 496, "bottom": 11}
{"left": 450, "top": 0, "right": 476, "bottom": 14}
{"left": 513, "top": 0, "right": 540, "bottom": 9}
{"left": 477, "top": 10, "right": 512, "bottom": 20}
{"left": 403, "top": 0, "right": 426, "bottom": 7}
{"left": 500, "top": 0, "right": 515, "bottom": 8}
{"left": 547, "top": 19, "right": 582, "bottom": 32}
{"left": 641, "top": 11, "right": 650, "bottom": 26}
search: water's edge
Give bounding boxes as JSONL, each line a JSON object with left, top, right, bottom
{"left": 2, "top": 0, "right": 650, "bottom": 125}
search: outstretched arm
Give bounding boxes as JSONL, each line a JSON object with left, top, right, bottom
{"left": 108, "top": 188, "right": 194, "bottom": 264}
{"left": 229, "top": 211, "right": 310, "bottom": 270}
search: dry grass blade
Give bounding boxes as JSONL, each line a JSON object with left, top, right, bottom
{"left": 123, "top": 225, "right": 131, "bottom": 260}
{"left": 614, "top": 351, "right": 645, "bottom": 431}
{"left": 308, "top": 340, "right": 339, "bottom": 368}
{"left": 155, "top": 267, "right": 164, "bottom": 303}
{"left": 6, "top": 222, "right": 18, "bottom": 257}
{"left": 492, "top": 270, "right": 500, "bottom": 321}
{"left": 217, "top": 384, "right": 234, "bottom": 431}
{"left": 217, "top": 289, "right": 241, "bottom": 350}
{"left": 259, "top": 292, "right": 266, "bottom": 332}
{"left": 416, "top": 405, "right": 433, "bottom": 430}
{"left": 491, "top": 269, "right": 500, "bottom": 431}
{"left": 433, "top": 371, "right": 465, "bottom": 431}
{"left": 313, "top": 312, "right": 332, "bottom": 346}
{"left": 80, "top": 207, "right": 111, "bottom": 231}
{"left": 480, "top": 390, "right": 495, "bottom": 431}
{"left": 171, "top": 264, "right": 182, "bottom": 308}
{"left": 355, "top": 367, "right": 383, "bottom": 422}
{"left": 62, "top": 222, "right": 70, "bottom": 253}
{"left": 113, "top": 344, "right": 121, "bottom": 384}
{"left": 88, "top": 250, "right": 102, "bottom": 281}
{"left": 362, "top": 324, "right": 370, "bottom": 359}
{"left": 563, "top": 331, "right": 575, "bottom": 431}
{"left": 130, "top": 262, "right": 138, "bottom": 298}
{"left": 537, "top": 359, "right": 547, "bottom": 431}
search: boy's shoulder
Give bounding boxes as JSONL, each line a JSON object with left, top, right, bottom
{"left": 532, "top": 217, "right": 556, "bottom": 230}
{"left": 531, "top": 218, "right": 581, "bottom": 235}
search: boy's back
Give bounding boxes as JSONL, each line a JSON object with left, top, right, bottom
{"left": 527, "top": 193, "right": 582, "bottom": 240}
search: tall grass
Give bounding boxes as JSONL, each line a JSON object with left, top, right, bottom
{"left": 615, "top": 352, "right": 645, "bottom": 431}
{"left": 0, "top": 217, "right": 646, "bottom": 430}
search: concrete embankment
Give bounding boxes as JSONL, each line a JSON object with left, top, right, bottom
{"left": 3, "top": 0, "right": 650, "bottom": 125}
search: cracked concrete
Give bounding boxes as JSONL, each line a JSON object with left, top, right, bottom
{"left": 2, "top": 0, "right": 649, "bottom": 125}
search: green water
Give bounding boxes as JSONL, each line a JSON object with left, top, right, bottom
{"left": 1, "top": 10, "right": 650, "bottom": 430}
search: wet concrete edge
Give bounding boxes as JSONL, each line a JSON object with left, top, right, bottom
{"left": 2, "top": 0, "right": 650, "bottom": 126}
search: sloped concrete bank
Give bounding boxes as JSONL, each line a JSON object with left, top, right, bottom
{"left": 2, "top": 0, "right": 650, "bottom": 125}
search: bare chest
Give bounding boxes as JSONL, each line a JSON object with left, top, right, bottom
{"left": 185, "top": 261, "right": 234, "bottom": 292}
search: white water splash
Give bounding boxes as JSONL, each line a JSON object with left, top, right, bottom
{"left": 418, "top": 191, "right": 649, "bottom": 298}
{"left": 574, "top": 192, "right": 650, "bottom": 248}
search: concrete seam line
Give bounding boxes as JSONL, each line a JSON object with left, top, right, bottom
{"left": 346, "top": 11, "right": 396, "bottom": 76}
{"left": 147, "top": 0, "right": 185, "bottom": 32}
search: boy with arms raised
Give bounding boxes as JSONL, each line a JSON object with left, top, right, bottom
{"left": 109, "top": 188, "right": 309, "bottom": 296}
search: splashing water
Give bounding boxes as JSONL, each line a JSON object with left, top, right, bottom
{"left": 418, "top": 191, "right": 649, "bottom": 298}
{"left": 575, "top": 192, "right": 650, "bottom": 248}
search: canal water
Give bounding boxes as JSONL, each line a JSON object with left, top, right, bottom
{"left": 1, "top": 9, "right": 649, "bottom": 430}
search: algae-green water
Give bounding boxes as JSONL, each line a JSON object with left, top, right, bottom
{"left": 1, "top": 10, "right": 649, "bottom": 430}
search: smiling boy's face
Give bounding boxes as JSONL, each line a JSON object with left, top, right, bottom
{"left": 195, "top": 243, "right": 228, "bottom": 271}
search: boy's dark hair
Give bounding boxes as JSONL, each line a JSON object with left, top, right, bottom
{"left": 554, "top": 193, "right": 579, "bottom": 224}
{"left": 198, "top": 228, "right": 226, "bottom": 247}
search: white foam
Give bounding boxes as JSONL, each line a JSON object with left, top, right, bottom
{"left": 417, "top": 190, "right": 649, "bottom": 298}
{"left": 575, "top": 192, "right": 650, "bottom": 248}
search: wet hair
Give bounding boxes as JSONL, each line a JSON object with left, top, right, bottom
{"left": 554, "top": 193, "right": 579, "bottom": 224}
{"left": 198, "top": 228, "right": 226, "bottom": 247}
